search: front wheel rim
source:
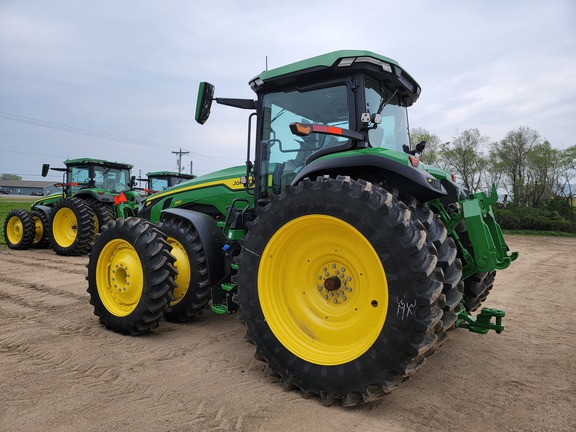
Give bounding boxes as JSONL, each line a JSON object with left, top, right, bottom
{"left": 258, "top": 215, "right": 388, "bottom": 366}
{"left": 52, "top": 207, "right": 78, "bottom": 247}
{"left": 96, "top": 239, "right": 144, "bottom": 316}
{"left": 6, "top": 216, "right": 24, "bottom": 244}
{"left": 167, "top": 237, "right": 191, "bottom": 306}
{"left": 33, "top": 215, "right": 44, "bottom": 244}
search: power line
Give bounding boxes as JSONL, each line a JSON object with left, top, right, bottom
{"left": 0, "top": 111, "right": 243, "bottom": 165}
{"left": 0, "top": 111, "right": 177, "bottom": 151}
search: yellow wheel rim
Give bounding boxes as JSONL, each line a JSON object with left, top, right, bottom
{"left": 6, "top": 215, "right": 24, "bottom": 244}
{"left": 33, "top": 215, "right": 43, "bottom": 244}
{"left": 52, "top": 207, "right": 78, "bottom": 248}
{"left": 258, "top": 215, "right": 388, "bottom": 366}
{"left": 167, "top": 237, "right": 191, "bottom": 306}
{"left": 96, "top": 239, "right": 144, "bottom": 316}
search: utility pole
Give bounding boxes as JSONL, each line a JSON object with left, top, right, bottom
{"left": 172, "top": 148, "right": 190, "bottom": 174}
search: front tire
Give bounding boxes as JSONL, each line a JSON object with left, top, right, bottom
{"left": 50, "top": 197, "right": 95, "bottom": 256}
{"left": 157, "top": 217, "right": 210, "bottom": 322}
{"left": 85, "top": 198, "right": 116, "bottom": 232}
{"left": 31, "top": 209, "right": 50, "bottom": 248}
{"left": 237, "top": 176, "right": 443, "bottom": 405}
{"left": 455, "top": 219, "right": 496, "bottom": 312}
{"left": 86, "top": 218, "right": 176, "bottom": 335}
{"left": 4, "top": 209, "right": 35, "bottom": 250}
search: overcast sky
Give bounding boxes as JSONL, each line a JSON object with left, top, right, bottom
{"left": 1, "top": 0, "right": 575, "bottom": 182}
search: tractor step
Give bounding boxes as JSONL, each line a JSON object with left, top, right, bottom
{"left": 210, "top": 281, "right": 238, "bottom": 314}
{"left": 456, "top": 307, "right": 505, "bottom": 334}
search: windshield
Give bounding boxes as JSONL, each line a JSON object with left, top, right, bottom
{"left": 94, "top": 167, "right": 131, "bottom": 192}
{"left": 365, "top": 80, "right": 409, "bottom": 152}
{"left": 68, "top": 166, "right": 91, "bottom": 194}
{"left": 149, "top": 177, "right": 170, "bottom": 192}
{"left": 261, "top": 85, "right": 349, "bottom": 188}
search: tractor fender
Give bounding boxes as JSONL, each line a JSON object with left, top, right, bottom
{"left": 160, "top": 208, "right": 227, "bottom": 287}
{"left": 291, "top": 153, "right": 447, "bottom": 202}
{"left": 32, "top": 205, "right": 52, "bottom": 218}
{"left": 74, "top": 190, "right": 115, "bottom": 203}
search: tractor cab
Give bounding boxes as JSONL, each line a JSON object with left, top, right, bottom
{"left": 43, "top": 158, "right": 135, "bottom": 197}
{"left": 195, "top": 51, "right": 447, "bottom": 204}
{"left": 144, "top": 171, "right": 196, "bottom": 194}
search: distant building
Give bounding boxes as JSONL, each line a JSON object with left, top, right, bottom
{"left": 0, "top": 179, "right": 61, "bottom": 196}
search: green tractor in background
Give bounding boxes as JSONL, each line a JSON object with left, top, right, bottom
{"left": 3, "top": 158, "right": 142, "bottom": 255}
{"left": 140, "top": 171, "right": 196, "bottom": 195}
{"left": 87, "top": 50, "right": 518, "bottom": 405}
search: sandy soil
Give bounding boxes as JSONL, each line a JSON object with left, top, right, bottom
{"left": 0, "top": 235, "right": 574, "bottom": 432}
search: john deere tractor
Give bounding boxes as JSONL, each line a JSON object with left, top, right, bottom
{"left": 87, "top": 50, "right": 517, "bottom": 405}
{"left": 3, "top": 158, "right": 142, "bottom": 255}
{"left": 140, "top": 171, "right": 196, "bottom": 195}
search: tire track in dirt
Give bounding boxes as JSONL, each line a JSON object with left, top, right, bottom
{"left": 0, "top": 250, "right": 87, "bottom": 274}
{"left": 0, "top": 250, "right": 276, "bottom": 431}
{"left": 4, "top": 237, "right": 573, "bottom": 432}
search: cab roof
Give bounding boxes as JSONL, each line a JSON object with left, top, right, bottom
{"left": 249, "top": 49, "right": 421, "bottom": 106}
{"left": 64, "top": 158, "right": 133, "bottom": 170}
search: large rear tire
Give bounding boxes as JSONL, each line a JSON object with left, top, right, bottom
{"left": 236, "top": 176, "right": 443, "bottom": 406}
{"left": 86, "top": 218, "right": 176, "bottom": 335}
{"left": 399, "top": 194, "right": 463, "bottom": 337}
{"left": 157, "top": 217, "right": 210, "bottom": 322}
{"left": 3, "top": 209, "right": 35, "bottom": 250}
{"left": 50, "top": 197, "right": 95, "bottom": 256}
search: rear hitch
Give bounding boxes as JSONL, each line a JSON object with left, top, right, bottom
{"left": 456, "top": 306, "right": 505, "bottom": 334}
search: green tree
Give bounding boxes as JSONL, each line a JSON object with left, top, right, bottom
{"left": 440, "top": 129, "right": 488, "bottom": 193}
{"left": 490, "top": 126, "right": 540, "bottom": 205}
{"left": 1, "top": 173, "right": 22, "bottom": 180}
{"left": 525, "top": 141, "right": 561, "bottom": 206}
{"left": 556, "top": 145, "right": 576, "bottom": 214}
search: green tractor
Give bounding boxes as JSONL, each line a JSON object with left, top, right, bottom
{"left": 141, "top": 171, "right": 196, "bottom": 195}
{"left": 86, "top": 50, "right": 518, "bottom": 405}
{"left": 3, "top": 158, "right": 142, "bottom": 255}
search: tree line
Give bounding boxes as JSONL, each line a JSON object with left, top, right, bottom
{"left": 411, "top": 126, "right": 576, "bottom": 232}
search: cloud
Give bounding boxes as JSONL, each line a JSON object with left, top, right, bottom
{"left": 1, "top": 0, "right": 575, "bottom": 181}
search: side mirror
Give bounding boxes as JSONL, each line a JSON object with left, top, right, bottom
{"left": 130, "top": 176, "right": 136, "bottom": 188}
{"left": 41, "top": 164, "right": 50, "bottom": 177}
{"left": 195, "top": 82, "right": 215, "bottom": 125}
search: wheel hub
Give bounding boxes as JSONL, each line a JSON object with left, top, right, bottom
{"left": 317, "top": 264, "right": 353, "bottom": 304}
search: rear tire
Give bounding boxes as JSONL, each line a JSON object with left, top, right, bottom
{"left": 237, "top": 176, "right": 443, "bottom": 406}
{"left": 399, "top": 194, "right": 463, "bottom": 336}
{"left": 3, "top": 209, "right": 35, "bottom": 250}
{"left": 86, "top": 218, "right": 176, "bottom": 335}
{"left": 157, "top": 217, "right": 210, "bottom": 322}
{"left": 50, "top": 197, "right": 95, "bottom": 256}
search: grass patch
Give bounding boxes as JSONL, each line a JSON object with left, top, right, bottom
{"left": 0, "top": 197, "right": 36, "bottom": 246}
{"left": 503, "top": 230, "right": 576, "bottom": 238}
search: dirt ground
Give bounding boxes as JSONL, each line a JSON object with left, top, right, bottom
{"left": 0, "top": 235, "right": 574, "bottom": 432}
